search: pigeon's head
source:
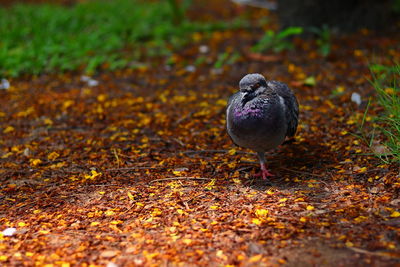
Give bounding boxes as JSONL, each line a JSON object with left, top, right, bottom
{"left": 239, "top": 73, "right": 267, "bottom": 93}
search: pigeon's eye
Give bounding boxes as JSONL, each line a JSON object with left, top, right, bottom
{"left": 252, "top": 83, "right": 261, "bottom": 89}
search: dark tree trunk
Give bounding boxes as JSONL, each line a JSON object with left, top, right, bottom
{"left": 277, "top": 0, "right": 393, "bottom": 32}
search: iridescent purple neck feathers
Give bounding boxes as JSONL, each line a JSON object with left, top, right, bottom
{"left": 233, "top": 106, "right": 263, "bottom": 118}
{"left": 226, "top": 73, "right": 299, "bottom": 152}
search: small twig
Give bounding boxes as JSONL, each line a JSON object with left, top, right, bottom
{"left": 239, "top": 160, "right": 258, "bottom": 164}
{"left": 353, "top": 168, "right": 383, "bottom": 175}
{"left": 150, "top": 177, "right": 212, "bottom": 183}
{"left": 112, "top": 149, "right": 121, "bottom": 168}
{"left": 175, "top": 111, "right": 194, "bottom": 125}
{"left": 106, "top": 166, "right": 163, "bottom": 171}
{"left": 186, "top": 193, "right": 206, "bottom": 204}
{"left": 114, "top": 153, "right": 137, "bottom": 159}
{"left": 172, "top": 137, "right": 185, "bottom": 147}
{"left": 86, "top": 184, "right": 122, "bottom": 187}
{"left": 183, "top": 149, "right": 227, "bottom": 154}
{"left": 182, "top": 150, "right": 255, "bottom": 155}
{"left": 246, "top": 52, "right": 281, "bottom": 62}
{"left": 235, "top": 166, "right": 253, "bottom": 172}
{"left": 348, "top": 247, "right": 398, "bottom": 259}
{"left": 235, "top": 228, "right": 253, "bottom": 233}
{"left": 279, "top": 167, "right": 325, "bottom": 178}
{"left": 15, "top": 202, "right": 35, "bottom": 211}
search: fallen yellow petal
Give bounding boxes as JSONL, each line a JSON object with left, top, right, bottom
{"left": 255, "top": 209, "right": 269, "bottom": 218}
{"left": 252, "top": 218, "right": 262, "bottom": 225}
{"left": 249, "top": 254, "right": 262, "bottom": 262}
{"left": 3, "top": 126, "right": 14, "bottom": 134}
{"left": 390, "top": 211, "right": 400, "bottom": 218}
{"left": 306, "top": 205, "right": 315, "bottom": 211}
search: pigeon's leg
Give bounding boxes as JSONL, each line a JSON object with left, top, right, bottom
{"left": 255, "top": 152, "right": 274, "bottom": 179}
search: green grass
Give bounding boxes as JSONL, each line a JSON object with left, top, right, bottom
{"left": 0, "top": 0, "right": 245, "bottom": 77}
{"left": 251, "top": 26, "right": 303, "bottom": 53}
{"left": 309, "top": 25, "right": 331, "bottom": 57}
{"left": 370, "top": 63, "right": 400, "bottom": 162}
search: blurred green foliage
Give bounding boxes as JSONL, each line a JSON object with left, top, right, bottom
{"left": 251, "top": 27, "right": 303, "bottom": 53}
{"left": 0, "top": 0, "right": 244, "bottom": 76}
{"left": 393, "top": 0, "right": 400, "bottom": 13}
{"left": 309, "top": 25, "right": 331, "bottom": 57}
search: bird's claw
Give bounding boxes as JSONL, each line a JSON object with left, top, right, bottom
{"left": 254, "top": 163, "right": 275, "bottom": 180}
{"left": 254, "top": 169, "right": 275, "bottom": 180}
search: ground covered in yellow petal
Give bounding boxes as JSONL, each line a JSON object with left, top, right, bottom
{"left": 1, "top": 1, "right": 400, "bottom": 266}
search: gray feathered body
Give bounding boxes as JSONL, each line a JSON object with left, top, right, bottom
{"left": 226, "top": 80, "right": 299, "bottom": 153}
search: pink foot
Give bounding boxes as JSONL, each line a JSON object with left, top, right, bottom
{"left": 254, "top": 163, "right": 275, "bottom": 180}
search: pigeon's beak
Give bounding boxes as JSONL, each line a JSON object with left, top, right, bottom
{"left": 241, "top": 88, "right": 254, "bottom": 106}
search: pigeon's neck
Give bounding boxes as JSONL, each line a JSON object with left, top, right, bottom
{"left": 233, "top": 103, "right": 263, "bottom": 118}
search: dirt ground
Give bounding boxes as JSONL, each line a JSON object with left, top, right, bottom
{"left": 0, "top": 1, "right": 399, "bottom": 266}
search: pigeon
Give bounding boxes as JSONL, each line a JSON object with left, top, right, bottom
{"left": 226, "top": 73, "right": 299, "bottom": 179}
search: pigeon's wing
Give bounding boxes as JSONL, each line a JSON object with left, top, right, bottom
{"left": 226, "top": 92, "right": 242, "bottom": 146}
{"left": 268, "top": 81, "right": 299, "bottom": 137}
